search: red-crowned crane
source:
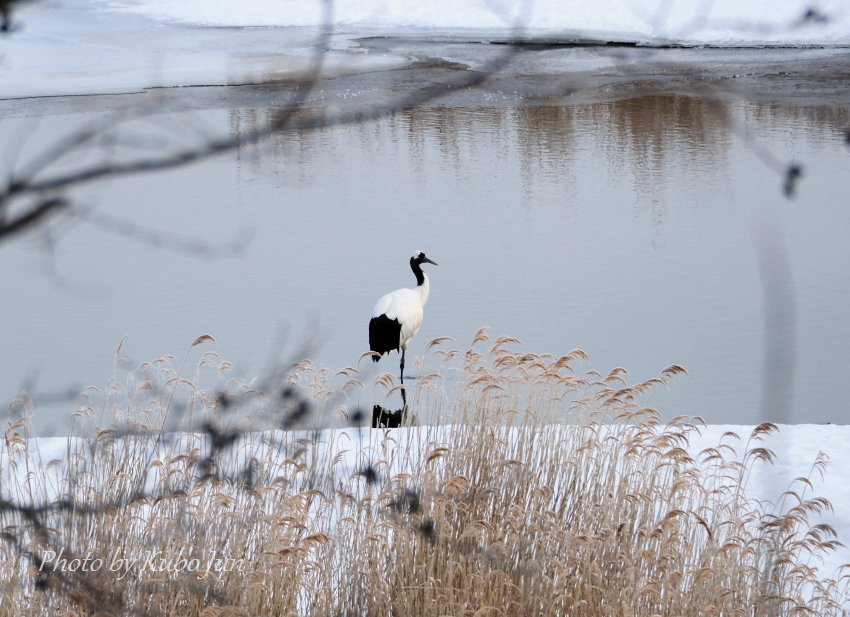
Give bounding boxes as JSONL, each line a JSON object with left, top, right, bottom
{"left": 369, "top": 251, "right": 438, "bottom": 401}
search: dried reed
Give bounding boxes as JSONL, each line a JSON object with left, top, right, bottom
{"left": 1, "top": 331, "right": 846, "bottom": 616}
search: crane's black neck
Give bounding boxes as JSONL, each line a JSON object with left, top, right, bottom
{"left": 410, "top": 257, "right": 425, "bottom": 286}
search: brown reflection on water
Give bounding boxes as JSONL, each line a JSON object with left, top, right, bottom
{"left": 230, "top": 93, "right": 847, "bottom": 203}
{"left": 507, "top": 105, "right": 580, "bottom": 193}
{"left": 743, "top": 102, "right": 850, "bottom": 148}
{"left": 395, "top": 106, "right": 512, "bottom": 171}
{"left": 597, "top": 95, "right": 728, "bottom": 166}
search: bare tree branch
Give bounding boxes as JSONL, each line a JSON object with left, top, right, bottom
{"left": 0, "top": 196, "right": 67, "bottom": 240}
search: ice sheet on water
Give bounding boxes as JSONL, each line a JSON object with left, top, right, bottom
{"left": 1, "top": 0, "right": 848, "bottom": 99}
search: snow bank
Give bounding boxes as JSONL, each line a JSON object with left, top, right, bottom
{"left": 110, "top": 0, "right": 850, "bottom": 46}
{"left": 4, "top": 423, "right": 850, "bottom": 578}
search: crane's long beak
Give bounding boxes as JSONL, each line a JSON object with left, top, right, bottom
{"left": 423, "top": 256, "right": 438, "bottom": 266}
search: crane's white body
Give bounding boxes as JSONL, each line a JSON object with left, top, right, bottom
{"left": 370, "top": 275, "right": 430, "bottom": 353}
{"left": 368, "top": 252, "right": 437, "bottom": 405}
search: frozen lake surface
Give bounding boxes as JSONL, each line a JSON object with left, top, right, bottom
{"left": 2, "top": 0, "right": 850, "bottom": 98}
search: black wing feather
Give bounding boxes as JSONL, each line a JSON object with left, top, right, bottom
{"left": 369, "top": 314, "right": 401, "bottom": 361}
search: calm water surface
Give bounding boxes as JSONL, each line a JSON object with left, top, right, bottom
{"left": 2, "top": 71, "right": 849, "bottom": 433}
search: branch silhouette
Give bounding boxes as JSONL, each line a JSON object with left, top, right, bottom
{"left": 0, "top": 0, "right": 524, "bottom": 248}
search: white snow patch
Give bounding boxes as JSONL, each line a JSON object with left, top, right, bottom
{"left": 108, "top": 0, "right": 850, "bottom": 45}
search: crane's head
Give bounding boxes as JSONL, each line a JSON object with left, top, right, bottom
{"left": 411, "top": 251, "right": 438, "bottom": 267}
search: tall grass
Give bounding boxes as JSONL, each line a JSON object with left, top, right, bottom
{"left": 1, "top": 330, "right": 847, "bottom": 616}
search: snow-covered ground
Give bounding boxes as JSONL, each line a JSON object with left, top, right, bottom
{"left": 4, "top": 424, "right": 850, "bottom": 580}
{"left": 1, "top": 0, "right": 849, "bottom": 98}
{"left": 107, "top": 0, "right": 850, "bottom": 44}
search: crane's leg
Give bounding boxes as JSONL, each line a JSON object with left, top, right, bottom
{"left": 400, "top": 348, "right": 407, "bottom": 406}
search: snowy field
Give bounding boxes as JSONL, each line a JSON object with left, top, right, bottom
{"left": 77, "top": 0, "right": 850, "bottom": 43}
